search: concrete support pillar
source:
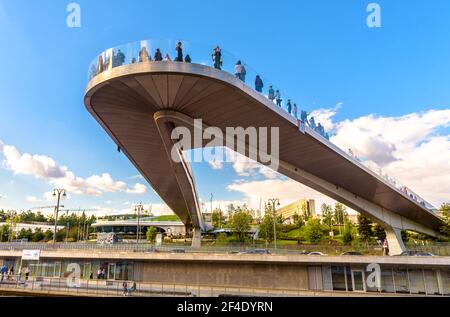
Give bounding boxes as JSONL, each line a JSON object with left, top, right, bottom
{"left": 191, "top": 227, "right": 202, "bottom": 248}
{"left": 385, "top": 226, "right": 406, "bottom": 256}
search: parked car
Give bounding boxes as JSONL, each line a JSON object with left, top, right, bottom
{"left": 395, "top": 250, "right": 435, "bottom": 257}
{"left": 341, "top": 251, "right": 363, "bottom": 256}
{"left": 240, "top": 249, "right": 271, "bottom": 255}
{"left": 307, "top": 252, "right": 326, "bottom": 256}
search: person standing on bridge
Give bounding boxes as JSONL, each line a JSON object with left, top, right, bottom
{"left": 268, "top": 85, "right": 275, "bottom": 102}
{"left": 275, "top": 90, "right": 282, "bottom": 107}
{"left": 212, "top": 46, "right": 222, "bottom": 70}
{"left": 309, "top": 116, "right": 317, "bottom": 130}
{"left": 234, "top": 60, "right": 246, "bottom": 82}
{"left": 293, "top": 103, "right": 298, "bottom": 119}
{"left": 163, "top": 53, "right": 172, "bottom": 61}
{"left": 175, "top": 41, "right": 183, "bottom": 62}
{"left": 139, "top": 46, "right": 150, "bottom": 62}
{"left": 286, "top": 99, "right": 292, "bottom": 114}
{"left": 255, "top": 75, "right": 264, "bottom": 93}
{"left": 300, "top": 110, "right": 308, "bottom": 123}
{"left": 154, "top": 48, "right": 163, "bottom": 61}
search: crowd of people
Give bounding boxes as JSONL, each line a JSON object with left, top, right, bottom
{"left": 1, "top": 264, "right": 30, "bottom": 283}
{"left": 90, "top": 41, "right": 331, "bottom": 141}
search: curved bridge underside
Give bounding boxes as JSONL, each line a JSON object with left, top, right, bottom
{"left": 85, "top": 62, "right": 443, "bottom": 251}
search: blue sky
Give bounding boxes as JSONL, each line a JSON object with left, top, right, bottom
{"left": 0, "top": 0, "right": 449, "bottom": 215}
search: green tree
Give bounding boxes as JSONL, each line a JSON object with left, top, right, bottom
{"left": 146, "top": 227, "right": 157, "bottom": 242}
{"left": 44, "top": 229, "right": 53, "bottom": 241}
{"left": 373, "top": 224, "right": 386, "bottom": 240}
{"left": 357, "top": 214, "right": 373, "bottom": 241}
{"left": 32, "top": 228, "right": 45, "bottom": 242}
{"left": 212, "top": 208, "right": 226, "bottom": 228}
{"left": 0, "top": 225, "right": 10, "bottom": 242}
{"left": 439, "top": 203, "right": 450, "bottom": 236}
{"left": 342, "top": 220, "right": 354, "bottom": 245}
{"left": 321, "top": 204, "right": 334, "bottom": 230}
{"left": 258, "top": 213, "right": 278, "bottom": 243}
{"left": 333, "top": 203, "right": 347, "bottom": 225}
{"left": 229, "top": 210, "right": 252, "bottom": 242}
{"left": 303, "top": 219, "right": 325, "bottom": 243}
{"left": 18, "top": 228, "right": 33, "bottom": 240}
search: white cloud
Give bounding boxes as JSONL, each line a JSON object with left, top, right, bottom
{"left": 126, "top": 183, "right": 147, "bottom": 194}
{"left": 222, "top": 108, "right": 450, "bottom": 211}
{"left": 26, "top": 196, "right": 42, "bottom": 203}
{"left": 0, "top": 141, "right": 148, "bottom": 197}
{"left": 329, "top": 109, "right": 450, "bottom": 206}
{"left": 227, "top": 178, "right": 347, "bottom": 215}
{"left": 309, "top": 103, "right": 341, "bottom": 131}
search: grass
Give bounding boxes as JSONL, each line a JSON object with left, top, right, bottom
{"left": 151, "top": 214, "right": 181, "bottom": 222}
{"left": 285, "top": 228, "right": 303, "bottom": 239}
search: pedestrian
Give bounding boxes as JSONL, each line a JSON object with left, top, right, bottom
{"left": 212, "top": 46, "right": 222, "bottom": 70}
{"left": 184, "top": 54, "right": 192, "bottom": 63}
{"left": 255, "top": 75, "right": 264, "bottom": 93}
{"left": 309, "top": 116, "right": 317, "bottom": 130}
{"left": 275, "top": 90, "right": 282, "bottom": 107}
{"left": 234, "top": 60, "right": 246, "bottom": 82}
{"left": 300, "top": 110, "right": 308, "bottom": 123}
{"left": 163, "top": 53, "right": 172, "bottom": 61}
{"left": 317, "top": 123, "right": 325, "bottom": 137}
{"left": 139, "top": 46, "right": 150, "bottom": 62}
{"left": 97, "top": 55, "right": 104, "bottom": 74}
{"left": 268, "top": 85, "right": 275, "bottom": 102}
{"left": 154, "top": 48, "right": 163, "bottom": 61}
{"left": 114, "top": 49, "right": 125, "bottom": 67}
{"left": 293, "top": 103, "right": 298, "bottom": 119}
{"left": 1, "top": 264, "right": 7, "bottom": 283}
{"left": 97, "top": 268, "right": 102, "bottom": 279}
{"left": 25, "top": 267, "right": 30, "bottom": 281}
{"left": 122, "top": 281, "right": 128, "bottom": 296}
{"left": 175, "top": 41, "right": 183, "bottom": 62}
{"left": 287, "top": 99, "right": 292, "bottom": 114}
{"left": 101, "top": 268, "right": 106, "bottom": 279}
{"left": 383, "top": 239, "right": 389, "bottom": 256}
{"left": 8, "top": 266, "right": 14, "bottom": 280}
{"left": 89, "top": 272, "right": 93, "bottom": 279}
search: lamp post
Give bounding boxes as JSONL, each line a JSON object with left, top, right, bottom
{"left": 134, "top": 202, "right": 144, "bottom": 245}
{"left": 268, "top": 198, "right": 280, "bottom": 249}
{"left": 52, "top": 189, "right": 66, "bottom": 243}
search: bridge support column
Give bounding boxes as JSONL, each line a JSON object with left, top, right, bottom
{"left": 385, "top": 227, "right": 406, "bottom": 256}
{"left": 191, "top": 227, "right": 202, "bottom": 248}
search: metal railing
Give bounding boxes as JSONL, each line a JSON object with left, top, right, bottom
{"left": 0, "top": 241, "right": 449, "bottom": 256}
{"left": 0, "top": 274, "right": 447, "bottom": 297}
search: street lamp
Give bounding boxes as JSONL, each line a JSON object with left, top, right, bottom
{"left": 52, "top": 189, "right": 66, "bottom": 243}
{"left": 268, "top": 198, "right": 280, "bottom": 249}
{"left": 134, "top": 202, "right": 144, "bottom": 245}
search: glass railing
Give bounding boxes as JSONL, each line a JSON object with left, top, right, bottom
{"left": 87, "top": 39, "right": 433, "bottom": 211}
{"left": 346, "top": 149, "right": 434, "bottom": 210}
{"left": 87, "top": 39, "right": 330, "bottom": 139}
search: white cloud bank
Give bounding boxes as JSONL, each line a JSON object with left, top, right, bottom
{"left": 0, "top": 141, "right": 147, "bottom": 197}
{"left": 210, "top": 108, "right": 450, "bottom": 210}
